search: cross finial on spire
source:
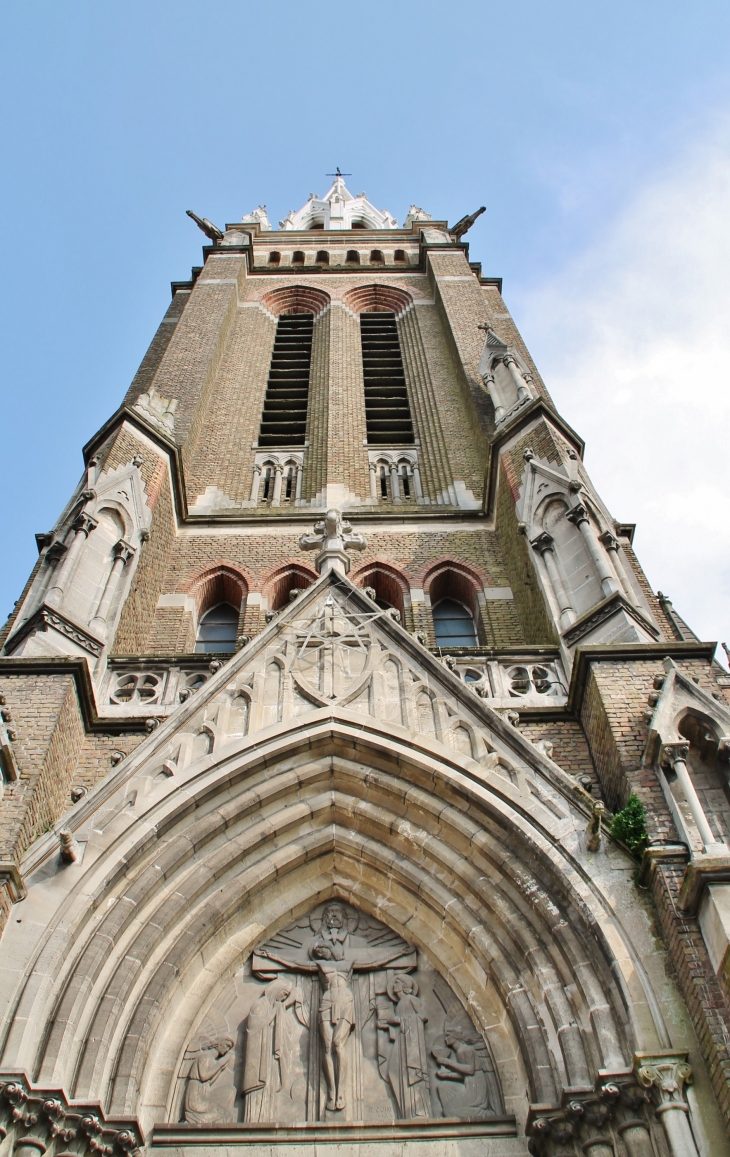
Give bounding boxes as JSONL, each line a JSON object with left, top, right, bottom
{"left": 326, "top": 167, "right": 351, "bottom": 178}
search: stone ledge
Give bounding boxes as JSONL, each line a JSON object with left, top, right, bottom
{"left": 151, "top": 1118, "right": 518, "bottom": 1145}
{"left": 678, "top": 853, "right": 730, "bottom": 915}
{"left": 638, "top": 842, "right": 689, "bottom": 888}
{"left": 0, "top": 656, "right": 149, "bottom": 735}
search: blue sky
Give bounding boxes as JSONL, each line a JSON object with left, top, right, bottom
{"left": 1, "top": 1, "right": 729, "bottom": 652}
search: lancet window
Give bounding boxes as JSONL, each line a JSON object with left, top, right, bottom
{"left": 360, "top": 311, "right": 414, "bottom": 445}
{"left": 432, "top": 599, "right": 478, "bottom": 648}
{"left": 258, "top": 311, "right": 314, "bottom": 447}
{"left": 194, "top": 604, "right": 239, "bottom": 654}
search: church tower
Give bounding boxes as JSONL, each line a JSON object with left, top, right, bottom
{"left": 1, "top": 176, "right": 730, "bottom": 1155}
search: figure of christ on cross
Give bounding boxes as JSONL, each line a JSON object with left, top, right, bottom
{"left": 311, "top": 943, "right": 354, "bottom": 1110}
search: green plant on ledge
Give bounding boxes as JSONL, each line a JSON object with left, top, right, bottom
{"left": 610, "top": 795, "right": 648, "bottom": 856}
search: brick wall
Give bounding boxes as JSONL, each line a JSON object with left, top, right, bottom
{"left": 0, "top": 674, "right": 84, "bottom": 862}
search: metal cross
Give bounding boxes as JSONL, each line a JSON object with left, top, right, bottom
{"left": 326, "top": 167, "right": 351, "bottom": 178}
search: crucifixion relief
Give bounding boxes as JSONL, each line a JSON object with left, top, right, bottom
{"left": 180, "top": 900, "right": 503, "bottom": 1126}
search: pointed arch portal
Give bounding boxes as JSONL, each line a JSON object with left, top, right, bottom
{"left": 0, "top": 574, "right": 686, "bottom": 1155}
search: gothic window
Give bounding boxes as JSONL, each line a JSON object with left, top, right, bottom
{"left": 316, "top": 250, "right": 329, "bottom": 265}
{"left": 360, "top": 311, "right": 414, "bottom": 445}
{"left": 259, "top": 465, "right": 272, "bottom": 501}
{"left": 370, "top": 250, "right": 384, "bottom": 264}
{"left": 284, "top": 463, "right": 295, "bottom": 500}
{"left": 399, "top": 461, "right": 412, "bottom": 498}
{"left": 258, "top": 311, "right": 314, "bottom": 447}
{"left": 346, "top": 250, "right": 360, "bottom": 264}
{"left": 292, "top": 250, "right": 305, "bottom": 265}
{"left": 432, "top": 599, "right": 477, "bottom": 648}
{"left": 268, "top": 251, "right": 280, "bottom": 265}
{"left": 194, "top": 604, "right": 238, "bottom": 654}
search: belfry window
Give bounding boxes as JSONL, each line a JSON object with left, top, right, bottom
{"left": 292, "top": 250, "right": 305, "bottom": 265}
{"left": 370, "top": 250, "right": 384, "bottom": 264}
{"left": 258, "top": 311, "right": 314, "bottom": 447}
{"left": 432, "top": 599, "right": 477, "bottom": 648}
{"left": 360, "top": 311, "right": 414, "bottom": 445}
{"left": 195, "top": 603, "right": 238, "bottom": 654}
{"left": 346, "top": 250, "right": 360, "bottom": 264}
{"left": 316, "top": 250, "right": 329, "bottom": 265}
{"left": 268, "top": 251, "right": 280, "bottom": 265}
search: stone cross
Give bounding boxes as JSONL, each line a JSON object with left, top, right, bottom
{"left": 299, "top": 509, "right": 367, "bottom": 576}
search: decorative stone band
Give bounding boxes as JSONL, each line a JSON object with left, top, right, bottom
{"left": 4, "top": 605, "right": 105, "bottom": 658}
{"left": 151, "top": 1119, "right": 518, "bottom": 1147}
{"left": 0, "top": 1075, "right": 142, "bottom": 1157}
{"left": 561, "top": 590, "right": 660, "bottom": 649}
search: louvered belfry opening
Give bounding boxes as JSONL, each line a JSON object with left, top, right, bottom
{"left": 360, "top": 310, "right": 414, "bottom": 445}
{"left": 258, "top": 311, "right": 314, "bottom": 447}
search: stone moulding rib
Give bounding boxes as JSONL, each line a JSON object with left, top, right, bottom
{"left": 151, "top": 1119, "right": 518, "bottom": 1145}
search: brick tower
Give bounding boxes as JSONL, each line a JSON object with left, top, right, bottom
{"left": 1, "top": 178, "right": 730, "bottom": 1155}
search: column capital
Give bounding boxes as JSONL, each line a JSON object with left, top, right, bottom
{"left": 566, "top": 502, "right": 589, "bottom": 527}
{"left": 599, "top": 529, "right": 619, "bottom": 551}
{"left": 112, "top": 540, "right": 136, "bottom": 565}
{"left": 530, "top": 531, "right": 554, "bottom": 554}
{"left": 72, "top": 512, "right": 99, "bottom": 537}
{"left": 661, "top": 741, "right": 690, "bottom": 768}
{"left": 635, "top": 1052, "right": 692, "bottom": 1108}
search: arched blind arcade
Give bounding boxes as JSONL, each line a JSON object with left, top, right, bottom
{"left": 258, "top": 312, "right": 314, "bottom": 447}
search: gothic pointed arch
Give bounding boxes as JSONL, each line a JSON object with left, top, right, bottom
{"left": 260, "top": 285, "right": 330, "bottom": 319}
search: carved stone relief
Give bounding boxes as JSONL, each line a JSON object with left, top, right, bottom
{"left": 177, "top": 901, "right": 503, "bottom": 1126}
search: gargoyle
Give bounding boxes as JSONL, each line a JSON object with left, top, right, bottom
{"left": 450, "top": 206, "right": 486, "bottom": 241}
{"left": 186, "top": 210, "right": 224, "bottom": 242}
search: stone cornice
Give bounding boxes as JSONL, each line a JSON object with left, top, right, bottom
{"left": 482, "top": 399, "right": 586, "bottom": 517}
{"left": 561, "top": 591, "right": 660, "bottom": 649}
{"left": 567, "top": 641, "right": 718, "bottom": 715}
{"left": 4, "top": 605, "right": 105, "bottom": 659}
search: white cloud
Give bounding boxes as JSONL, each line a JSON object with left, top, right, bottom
{"left": 517, "top": 116, "right": 730, "bottom": 664}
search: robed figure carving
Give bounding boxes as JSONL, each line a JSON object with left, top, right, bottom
{"left": 378, "top": 974, "right": 431, "bottom": 1118}
{"left": 242, "top": 979, "right": 308, "bottom": 1122}
{"left": 182, "top": 1036, "right": 234, "bottom": 1123}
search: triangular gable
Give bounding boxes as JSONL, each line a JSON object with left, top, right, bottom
{"left": 22, "top": 571, "right": 597, "bottom": 878}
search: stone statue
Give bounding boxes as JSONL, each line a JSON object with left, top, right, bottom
{"left": 183, "top": 1036, "right": 234, "bottom": 1123}
{"left": 378, "top": 974, "right": 431, "bottom": 1119}
{"left": 242, "top": 978, "right": 307, "bottom": 1123}
{"left": 432, "top": 1017, "right": 498, "bottom": 1120}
